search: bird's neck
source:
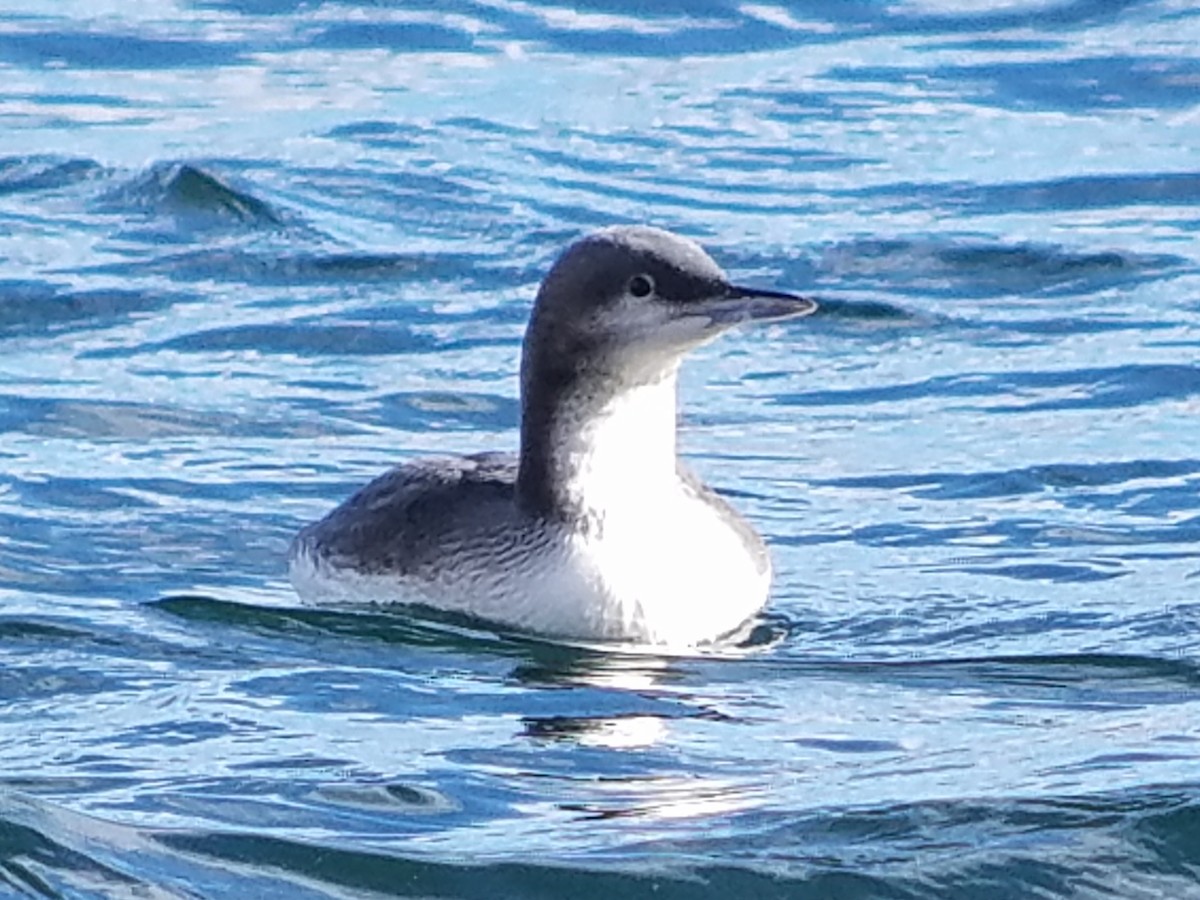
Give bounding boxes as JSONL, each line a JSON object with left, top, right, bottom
{"left": 517, "top": 364, "right": 681, "bottom": 522}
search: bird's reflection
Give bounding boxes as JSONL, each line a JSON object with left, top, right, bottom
{"left": 511, "top": 625, "right": 775, "bottom": 750}
{"left": 522, "top": 713, "right": 668, "bottom": 748}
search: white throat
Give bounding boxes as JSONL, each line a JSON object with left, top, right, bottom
{"left": 536, "top": 361, "right": 770, "bottom": 644}
{"left": 555, "top": 367, "right": 680, "bottom": 519}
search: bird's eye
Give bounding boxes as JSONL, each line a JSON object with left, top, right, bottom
{"left": 628, "top": 274, "right": 655, "bottom": 298}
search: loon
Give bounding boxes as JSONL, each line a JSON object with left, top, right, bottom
{"left": 289, "top": 226, "right": 817, "bottom": 646}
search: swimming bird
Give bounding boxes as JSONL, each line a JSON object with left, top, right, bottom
{"left": 289, "top": 226, "right": 816, "bottom": 645}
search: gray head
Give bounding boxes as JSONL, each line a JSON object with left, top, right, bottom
{"left": 521, "top": 225, "right": 817, "bottom": 394}
{"left": 516, "top": 226, "right": 816, "bottom": 518}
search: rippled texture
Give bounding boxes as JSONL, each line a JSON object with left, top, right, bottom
{"left": 1, "top": 1, "right": 1199, "bottom": 897}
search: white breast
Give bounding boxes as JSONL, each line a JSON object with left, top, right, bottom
{"left": 523, "top": 373, "right": 770, "bottom": 644}
{"left": 564, "top": 491, "right": 771, "bottom": 645}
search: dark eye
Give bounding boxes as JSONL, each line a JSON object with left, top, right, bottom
{"left": 628, "top": 274, "right": 655, "bottom": 298}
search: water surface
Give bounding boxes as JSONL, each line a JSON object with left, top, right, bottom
{"left": 1, "top": 1, "right": 1199, "bottom": 897}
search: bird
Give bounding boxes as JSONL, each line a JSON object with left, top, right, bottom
{"left": 289, "top": 225, "right": 817, "bottom": 646}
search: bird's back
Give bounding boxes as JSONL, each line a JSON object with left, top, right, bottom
{"left": 290, "top": 451, "right": 538, "bottom": 584}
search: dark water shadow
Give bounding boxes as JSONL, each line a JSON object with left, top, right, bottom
{"left": 313, "top": 21, "right": 479, "bottom": 53}
{"left": 0, "top": 155, "right": 106, "bottom": 195}
{"left": 0, "top": 281, "right": 191, "bottom": 338}
{"left": 816, "top": 456, "right": 1200, "bottom": 503}
{"left": 806, "top": 235, "right": 1190, "bottom": 299}
{"left": 151, "top": 593, "right": 601, "bottom": 666}
{"left": 96, "top": 162, "right": 290, "bottom": 233}
{"left": 79, "top": 320, "right": 508, "bottom": 360}
{"left": 774, "top": 363, "right": 1200, "bottom": 412}
{"left": 832, "top": 55, "right": 1200, "bottom": 113}
{"left": 92, "top": 248, "right": 480, "bottom": 287}
{"left": 0, "top": 31, "right": 248, "bottom": 70}
{"left": 850, "top": 172, "right": 1200, "bottom": 219}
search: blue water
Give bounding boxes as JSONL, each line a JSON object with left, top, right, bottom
{"left": 1, "top": 1, "right": 1199, "bottom": 897}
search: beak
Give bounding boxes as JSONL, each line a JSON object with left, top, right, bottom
{"left": 701, "top": 284, "right": 819, "bottom": 327}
